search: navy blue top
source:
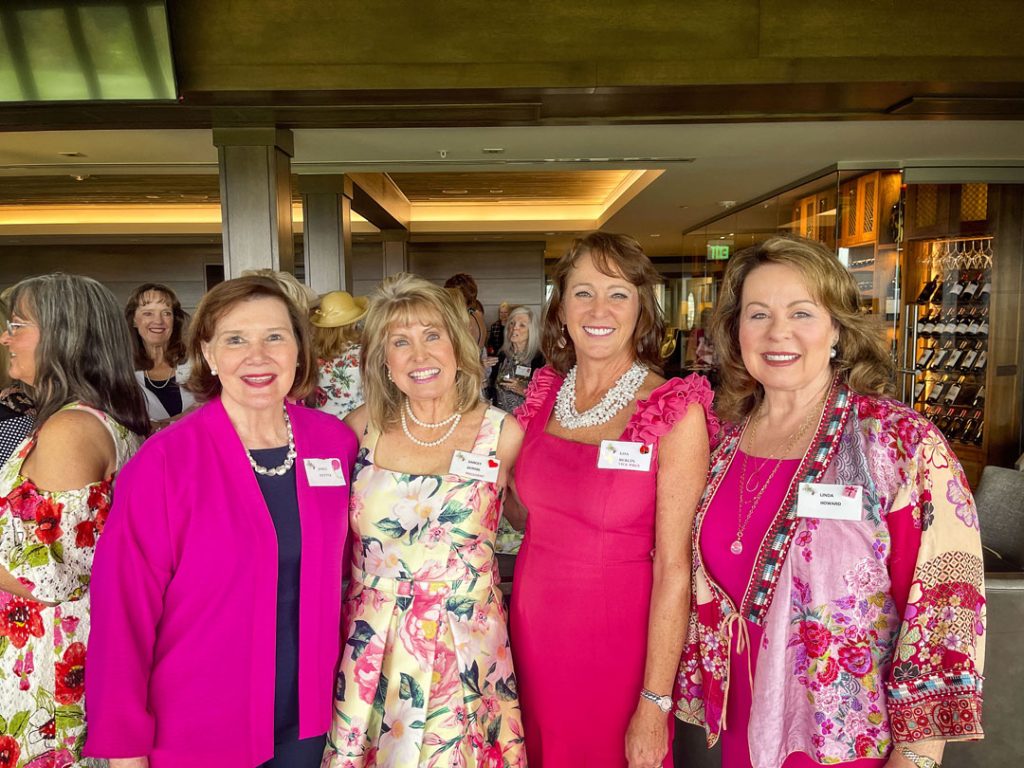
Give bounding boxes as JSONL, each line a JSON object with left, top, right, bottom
{"left": 144, "top": 376, "right": 183, "bottom": 417}
{"left": 251, "top": 446, "right": 302, "bottom": 744}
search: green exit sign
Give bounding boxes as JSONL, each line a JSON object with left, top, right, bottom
{"left": 707, "top": 243, "right": 730, "bottom": 261}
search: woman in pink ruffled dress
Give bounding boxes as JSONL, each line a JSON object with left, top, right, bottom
{"left": 509, "top": 232, "right": 716, "bottom": 768}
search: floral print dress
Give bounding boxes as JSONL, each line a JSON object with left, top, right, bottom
{"left": 323, "top": 407, "right": 525, "bottom": 768}
{"left": 314, "top": 348, "right": 364, "bottom": 420}
{"left": 0, "top": 404, "right": 137, "bottom": 768}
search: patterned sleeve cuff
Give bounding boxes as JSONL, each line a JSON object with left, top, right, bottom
{"left": 887, "top": 672, "right": 984, "bottom": 742}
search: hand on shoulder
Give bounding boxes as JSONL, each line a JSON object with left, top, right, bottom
{"left": 24, "top": 409, "right": 116, "bottom": 491}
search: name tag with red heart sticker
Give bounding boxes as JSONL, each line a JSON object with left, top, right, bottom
{"left": 449, "top": 450, "right": 500, "bottom": 483}
{"left": 597, "top": 440, "right": 653, "bottom": 472}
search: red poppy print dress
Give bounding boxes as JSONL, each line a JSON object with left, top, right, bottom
{"left": 0, "top": 404, "right": 138, "bottom": 768}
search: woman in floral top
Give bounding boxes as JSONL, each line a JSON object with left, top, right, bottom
{"left": 322, "top": 274, "right": 526, "bottom": 768}
{"left": 677, "top": 237, "right": 985, "bottom": 768}
{"left": 310, "top": 290, "right": 368, "bottom": 419}
{"left": 0, "top": 274, "right": 147, "bottom": 767}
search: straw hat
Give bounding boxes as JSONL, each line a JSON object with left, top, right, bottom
{"left": 311, "top": 291, "right": 368, "bottom": 328}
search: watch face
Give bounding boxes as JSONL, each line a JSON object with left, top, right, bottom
{"left": 658, "top": 697, "right": 672, "bottom": 712}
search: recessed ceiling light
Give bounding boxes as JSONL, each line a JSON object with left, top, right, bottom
{"left": 58, "top": 151, "right": 85, "bottom": 158}
{"left": 145, "top": 195, "right": 160, "bottom": 199}
{"left": 650, "top": 234, "right": 661, "bottom": 238}
{"left": 729, "top": 232, "right": 734, "bottom": 236}
{"left": 482, "top": 147, "right": 505, "bottom": 154}
{"left": 441, "top": 189, "right": 468, "bottom": 195}
{"left": 544, "top": 232, "right": 555, "bottom": 235}
{"left": 718, "top": 200, "right": 737, "bottom": 208}
{"left": 489, "top": 189, "right": 503, "bottom": 194}
{"left": 70, "top": 174, "right": 89, "bottom": 181}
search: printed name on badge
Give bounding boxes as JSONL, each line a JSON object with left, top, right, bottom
{"left": 303, "top": 458, "right": 347, "bottom": 486}
{"left": 515, "top": 365, "right": 532, "bottom": 378}
{"left": 597, "top": 440, "right": 653, "bottom": 472}
{"left": 449, "top": 450, "right": 500, "bottom": 483}
{"left": 796, "top": 482, "right": 863, "bottom": 521}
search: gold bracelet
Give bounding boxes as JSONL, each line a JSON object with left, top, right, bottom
{"left": 897, "top": 745, "right": 941, "bottom": 768}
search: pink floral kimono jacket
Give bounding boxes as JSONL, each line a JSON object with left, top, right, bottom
{"left": 676, "top": 379, "right": 985, "bottom": 767}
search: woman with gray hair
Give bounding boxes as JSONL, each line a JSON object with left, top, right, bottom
{"left": 0, "top": 273, "right": 147, "bottom": 767}
{"left": 486, "top": 305, "right": 545, "bottom": 415}
{"left": 323, "top": 273, "right": 526, "bottom": 767}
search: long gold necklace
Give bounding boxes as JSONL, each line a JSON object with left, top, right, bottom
{"left": 730, "top": 395, "right": 825, "bottom": 556}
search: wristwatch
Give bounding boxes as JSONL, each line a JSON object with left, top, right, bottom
{"left": 897, "top": 745, "right": 941, "bottom": 768}
{"left": 640, "top": 688, "right": 672, "bottom": 713}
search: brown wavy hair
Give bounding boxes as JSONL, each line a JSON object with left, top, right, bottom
{"left": 185, "top": 276, "right": 316, "bottom": 403}
{"left": 542, "top": 232, "right": 664, "bottom": 375}
{"left": 711, "top": 236, "right": 895, "bottom": 423}
{"left": 124, "top": 283, "right": 189, "bottom": 370}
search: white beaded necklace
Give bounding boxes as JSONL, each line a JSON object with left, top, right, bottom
{"left": 554, "top": 361, "right": 648, "bottom": 429}
{"left": 246, "top": 405, "right": 297, "bottom": 477}
{"left": 400, "top": 400, "right": 462, "bottom": 447}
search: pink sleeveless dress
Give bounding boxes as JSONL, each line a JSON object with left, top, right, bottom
{"left": 510, "top": 367, "right": 716, "bottom": 768}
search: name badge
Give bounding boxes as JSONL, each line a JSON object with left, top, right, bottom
{"left": 796, "top": 482, "right": 863, "bottom": 521}
{"left": 449, "top": 450, "right": 500, "bottom": 483}
{"left": 515, "top": 365, "right": 532, "bottom": 378}
{"left": 303, "top": 458, "right": 347, "bottom": 487}
{"left": 597, "top": 440, "right": 653, "bottom": 472}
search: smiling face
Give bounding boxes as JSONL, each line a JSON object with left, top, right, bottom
{"left": 201, "top": 296, "right": 298, "bottom": 415}
{"left": 738, "top": 262, "right": 838, "bottom": 400}
{"left": 561, "top": 252, "right": 640, "bottom": 368}
{"left": 132, "top": 291, "right": 175, "bottom": 349}
{"left": 507, "top": 312, "right": 530, "bottom": 349}
{"left": 385, "top": 309, "right": 458, "bottom": 405}
{"left": 1, "top": 301, "right": 40, "bottom": 386}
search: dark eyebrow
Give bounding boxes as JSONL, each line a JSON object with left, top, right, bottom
{"left": 744, "top": 299, "right": 817, "bottom": 310}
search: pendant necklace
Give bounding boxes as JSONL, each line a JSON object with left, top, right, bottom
{"left": 730, "top": 394, "right": 824, "bottom": 555}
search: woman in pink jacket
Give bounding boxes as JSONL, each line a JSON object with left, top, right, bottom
{"left": 84, "top": 276, "right": 358, "bottom": 768}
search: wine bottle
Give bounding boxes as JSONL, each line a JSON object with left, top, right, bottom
{"left": 943, "top": 376, "right": 965, "bottom": 404}
{"left": 930, "top": 341, "right": 954, "bottom": 370}
{"left": 945, "top": 343, "right": 966, "bottom": 371}
{"left": 927, "top": 381, "right": 947, "bottom": 404}
{"left": 955, "top": 307, "right": 971, "bottom": 336}
{"left": 946, "top": 269, "right": 965, "bottom": 299}
{"left": 913, "top": 380, "right": 926, "bottom": 401}
{"left": 972, "top": 349, "right": 988, "bottom": 372}
{"left": 916, "top": 346, "right": 936, "bottom": 369}
{"left": 961, "top": 344, "right": 981, "bottom": 371}
{"left": 955, "top": 413, "right": 977, "bottom": 443}
{"left": 916, "top": 275, "right": 939, "bottom": 304}
{"left": 976, "top": 274, "right": 992, "bottom": 304}
{"left": 969, "top": 416, "right": 984, "bottom": 445}
{"left": 961, "top": 270, "right": 981, "bottom": 301}
{"left": 966, "top": 306, "right": 982, "bottom": 336}
{"left": 971, "top": 385, "right": 986, "bottom": 408}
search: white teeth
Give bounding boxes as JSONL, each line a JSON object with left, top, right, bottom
{"left": 765, "top": 354, "right": 798, "bottom": 362}
{"left": 583, "top": 327, "right": 614, "bottom": 336}
{"left": 243, "top": 375, "right": 273, "bottom": 383}
{"left": 409, "top": 369, "right": 440, "bottom": 380}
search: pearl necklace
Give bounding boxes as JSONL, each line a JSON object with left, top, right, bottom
{"left": 401, "top": 403, "right": 462, "bottom": 447}
{"left": 144, "top": 370, "right": 174, "bottom": 389}
{"left": 554, "top": 361, "right": 648, "bottom": 430}
{"left": 246, "top": 406, "right": 297, "bottom": 477}
{"left": 404, "top": 398, "right": 459, "bottom": 429}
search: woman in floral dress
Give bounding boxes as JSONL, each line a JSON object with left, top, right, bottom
{"left": 310, "top": 290, "right": 369, "bottom": 419}
{"left": 323, "top": 274, "right": 526, "bottom": 768}
{"left": 0, "top": 275, "right": 147, "bottom": 767}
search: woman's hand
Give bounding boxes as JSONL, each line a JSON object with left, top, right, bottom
{"left": 498, "top": 379, "right": 527, "bottom": 397}
{"left": 625, "top": 702, "right": 669, "bottom": 768}
{"left": 110, "top": 759, "right": 149, "bottom": 768}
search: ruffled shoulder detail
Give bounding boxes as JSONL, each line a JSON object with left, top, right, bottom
{"left": 514, "top": 365, "right": 563, "bottom": 431}
{"left": 625, "top": 373, "right": 719, "bottom": 446}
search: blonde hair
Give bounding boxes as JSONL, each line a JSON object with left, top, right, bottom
{"left": 240, "top": 269, "right": 317, "bottom": 315}
{"left": 362, "top": 274, "right": 483, "bottom": 433}
{"left": 313, "top": 323, "right": 361, "bottom": 360}
{"left": 712, "top": 236, "right": 895, "bottom": 423}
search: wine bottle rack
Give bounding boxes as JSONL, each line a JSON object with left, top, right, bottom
{"left": 907, "top": 236, "right": 993, "bottom": 450}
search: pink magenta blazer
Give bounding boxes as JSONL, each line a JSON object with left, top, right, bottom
{"left": 84, "top": 397, "right": 357, "bottom": 767}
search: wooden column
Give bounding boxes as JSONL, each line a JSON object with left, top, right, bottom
{"left": 213, "top": 127, "right": 295, "bottom": 277}
{"left": 299, "top": 174, "right": 353, "bottom": 294}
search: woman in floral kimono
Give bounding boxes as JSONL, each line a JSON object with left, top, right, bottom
{"left": 677, "top": 236, "right": 985, "bottom": 768}
{"left": 0, "top": 274, "right": 147, "bottom": 767}
{"left": 322, "top": 274, "right": 526, "bottom": 768}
